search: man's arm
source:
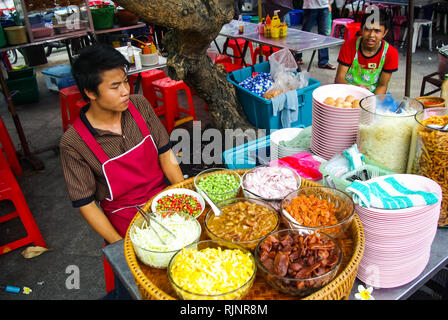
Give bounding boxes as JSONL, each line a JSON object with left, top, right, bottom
{"left": 79, "top": 201, "right": 122, "bottom": 244}
{"left": 374, "top": 72, "right": 392, "bottom": 95}
{"left": 159, "top": 148, "right": 184, "bottom": 185}
{"left": 334, "top": 64, "right": 349, "bottom": 84}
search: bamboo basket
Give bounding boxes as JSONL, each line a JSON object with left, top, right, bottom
{"left": 124, "top": 169, "right": 365, "bottom": 300}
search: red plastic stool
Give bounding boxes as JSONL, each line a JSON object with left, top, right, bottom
{"left": 344, "top": 23, "right": 361, "bottom": 40}
{"left": 150, "top": 77, "right": 197, "bottom": 134}
{"left": 0, "top": 152, "right": 46, "bottom": 255}
{"left": 59, "top": 85, "right": 85, "bottom": 132}
{"left": 103, "top": 242, "right": 115, "bottom": 293}
{"left": 252, "top": 46, "right": 280, "bottom": 64}
{"left": 214, "top": 54, "right": 232, "bottom": 65}
{"left": 219, "top": 62, "right": 243, "bottom": 73}
{"left": 0, "top": 115, "right": 22, "bottom": 175}
{"left": 128, "top": 69, "right": 167, "bottom": 107}
{"left": 227, "top": 39, "right": 254, "bottom": 65}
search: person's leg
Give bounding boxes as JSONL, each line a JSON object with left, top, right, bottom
{"left": 296, "top": 9, "right": 317, "bottom": 62}
{"left": 316, "top": 8, "right": 331, "bottom": 67}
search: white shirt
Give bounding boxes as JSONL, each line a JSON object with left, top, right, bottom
{"left": 302, "top": 0, "right": 331, "bottom": 9}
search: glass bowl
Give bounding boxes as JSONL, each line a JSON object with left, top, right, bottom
{"left": 241, "top": 164, "right": 302, "bottom": 203}
{"left": 254, "top": 228, "right": 342, "bottom": 297}
{"left": 193, "top": 168, "right": 242, "bottom": 204}
{"left": 167, "top": 239, "right": 256, "bottom": 300}
{"left": 280, "top": 187, "right": 355, "bottom": 238}
{"left": 129, "top": 211, "right": 201, "bottom": 268}
{"left": 204, "top": 197, "right": 280, "bottom": 251}
{"left": 150, "top": 188, "right": 206, "bottom": 219}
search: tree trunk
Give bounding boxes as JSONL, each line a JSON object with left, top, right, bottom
{"left": 113, "top": 0, "right": 255, "bottom": 133}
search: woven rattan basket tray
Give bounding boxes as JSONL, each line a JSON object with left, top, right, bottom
{"left": 124, "top": 169, "right": 365, "bottom": 300}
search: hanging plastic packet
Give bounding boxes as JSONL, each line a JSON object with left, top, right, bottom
{"left": 343, "top": 144, "right": 364, "bottom": 171}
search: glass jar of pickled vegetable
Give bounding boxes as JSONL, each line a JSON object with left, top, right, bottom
{"left": 358, "top": 94, "right": 423, "bottom": 173}
{"left": 407, "top": 107, "right": 448, "bottom": 226}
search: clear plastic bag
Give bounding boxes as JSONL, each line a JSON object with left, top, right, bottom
{"left": 263, "top": 49, "right": 310, "bottom": 99}
{"left": 268, "top": 48, "right": 298, "bottom": 77}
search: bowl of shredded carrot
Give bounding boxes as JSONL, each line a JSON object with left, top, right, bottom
{"left": 280, "top": 187, "right": 355, "bottom": 238}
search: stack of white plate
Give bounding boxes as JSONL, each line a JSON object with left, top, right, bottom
{"left": 270, "top": 128, "right": 309, "bottom": 161}
{"left": 356, "top": 174, "right": 442, "bottom": 288}
{"left": 311, "top": 84, "right": 373, "bottom": 160}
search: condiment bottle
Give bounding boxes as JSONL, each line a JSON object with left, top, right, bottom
{"left": 126, "top": 41, "right": 135, "bottom": 67}
{"left": 441, "top": 74, "right": 448, "bottom": 108}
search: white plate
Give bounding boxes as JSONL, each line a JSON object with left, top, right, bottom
{"left": 151, "top": 188, "right": 206, "bottom": 218}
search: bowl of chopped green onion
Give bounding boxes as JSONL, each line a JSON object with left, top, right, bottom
{"left": 151, "top": 188, "right": 206, "bottom": 218}
{"left": 193, "top": 168, "right": 242, "bottom": 204}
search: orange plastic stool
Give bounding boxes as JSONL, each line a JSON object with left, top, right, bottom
{"left": 128, "top": 69, "right": 167, "bottom": 107}
{"left": 227, "top": 39, "right": 254, "bottom": 65}
{"left": 103, "top": 242, "right": 115, "bottom": 293}
{"left": 252, "top": 46, "right": 280, "bottom": 64}
{"left": 59, "top": 85, "right": 85, "bottom": 132}
{"left": 0, "top": 115, "right": 22, "bottom": 176}
{"left": 219, "top": 62, "right": 243, "bottom": 73}
{"left": 0, "top": 152, "right": 46, "bottom": 255}
{"left": 150, "top": 77, "right": 197, "bottom": 134}
{"left": 344, "top": 23, "right": 361, "bottom": 40}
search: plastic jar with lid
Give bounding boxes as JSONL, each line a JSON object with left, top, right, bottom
{"left": 407, "top": 107, "right": 448, "bottom": 226}
{"left": 357, "top": 94, "right": 423, "bottom": 173}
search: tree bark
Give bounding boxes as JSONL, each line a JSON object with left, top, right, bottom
{"left": 113, "top": 0, "right": 255, "bottom": 132}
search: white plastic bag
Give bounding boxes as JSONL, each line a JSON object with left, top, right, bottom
{"left": 268, "top": 48, "right": 298, "bottom": 77}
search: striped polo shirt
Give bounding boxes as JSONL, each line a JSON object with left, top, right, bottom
{"left": 59, "top": 94, "right": 171, "bottom": 208}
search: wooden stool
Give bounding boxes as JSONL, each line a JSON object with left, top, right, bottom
{"left": 150, "top": 77, "right": 197, "bottom": 134}
{"left": 0, "top": 152, "right": 46, "bottom": 255}
{"left": 0, "top": 115, "right": 22, "bottom": 176}
{"left": 420, "top": 72, "right": 443, "bottom": 96}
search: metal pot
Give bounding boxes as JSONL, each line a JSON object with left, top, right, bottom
{"left": 438, "top": 45, "right": 448, "bottom": 79}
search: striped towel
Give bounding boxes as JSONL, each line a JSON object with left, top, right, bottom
{"left": 346, "top": 176, "right": 440, "bottom": 209}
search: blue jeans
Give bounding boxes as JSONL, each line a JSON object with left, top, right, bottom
{"left": 297, "top": 8, "right": 330, "bottom": 66}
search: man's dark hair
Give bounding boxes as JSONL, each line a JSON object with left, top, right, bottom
{"left": 71, "top": 44, "right": 130, "bottom": 101}
{"left": 361, "top": 8, "right": 390, "bottom": 31}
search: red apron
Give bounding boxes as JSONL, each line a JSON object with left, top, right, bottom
{"left": 73, "top": 101, "right": 166, "bottom": 237}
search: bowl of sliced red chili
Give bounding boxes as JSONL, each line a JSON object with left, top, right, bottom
{"left": 151, "top": 188, "right": 206, "bottom": 218}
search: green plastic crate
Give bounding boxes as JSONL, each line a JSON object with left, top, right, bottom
{"left": 319, "top": 157, "right": 396, "bottom": 191}
{"left": 6, "top": 67, "right": 39, "bottom": 105}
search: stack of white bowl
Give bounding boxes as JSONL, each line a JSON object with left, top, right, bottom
{"left": 311, "top": 84, "right": 373, "bottom": 160}
{"left": 270, "top": 128, "right": 310, "bottom": 161}
{"left": 356, "top": 174, "right": 441, "bottom": 288}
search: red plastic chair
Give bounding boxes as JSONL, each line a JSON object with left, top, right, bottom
{"left": 103, "top": 242, "right": 115, "bottom": 293}
{"left": 59, "top": 85, "right": 85, "bottom": 132}
{"left": 344, "top": 23, "right": 361, "bottom": 40}
{"left": 0, "top": 115, "right": 22, "bottom": 175}
{"left": 227, "top": 39, "right": 254, "bottom": 65}
{"left": 252, "top": 46, "right": 280, "bottom": 64}
{"left": 128, "top": 69, "right": 167, "bottom": 107}
{"left": 150, "top": 77, "right": 197, "bottom": 134}
{"left": 0, "top": 152, "right": 46, "bottom": 255}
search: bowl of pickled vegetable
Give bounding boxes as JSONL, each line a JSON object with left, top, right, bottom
{"left": 204, "top": 198, "right": 280, "bottom": 251}
{"left": 194, "top": 168, "right": 242, "bottom": 204}
{"left": 280, "top": 187, "right": 355, "bottom": 238}
{"left": 129, "top": 211, "right": 202, "bottom": 268}
{"left": 254, "top": 228, "right": 342, "bottom": 297}
{"left": 151, "top": 188, "right": 206, "bottom": 218}
{"left": 167, "top": 239, "right": 256, "bottom": 300}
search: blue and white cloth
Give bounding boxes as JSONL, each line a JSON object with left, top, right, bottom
{"left": 271, "top": 90, "right": 299, "bottom": 128}
{"left": 239, "top": 72, "right": 273, "bottom": 97}
{"left": 346, "top": 176, "right": 440, "bottom": 209}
